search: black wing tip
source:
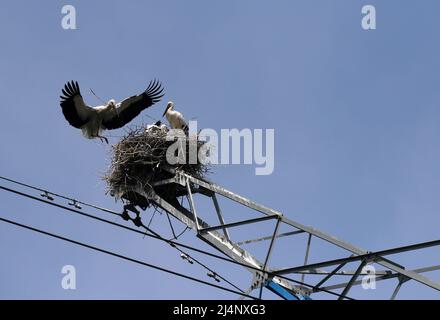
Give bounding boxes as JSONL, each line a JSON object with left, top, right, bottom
{"left": 61, "top": 80, "right": 81, "bottom": 101}
{"left": 144, "top": 78, "right": 164, "bottom": 102}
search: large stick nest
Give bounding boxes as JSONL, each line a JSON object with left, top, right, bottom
{"left": 104, "top": 125, "right": 210, "bottom": 209}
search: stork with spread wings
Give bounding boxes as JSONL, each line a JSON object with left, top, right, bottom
{"left": 60, "top": 80, "right": 164, "bottom": 143}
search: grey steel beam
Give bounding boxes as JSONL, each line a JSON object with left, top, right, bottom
{"left": 275, "top": 216, "right": 439, "bottom": 291}
{"left": 294, "top": 268, "right": 390, "bottom": 276}
{"left": 185, "top": 171, "right": 440, "bottom": 293}
{"left": 275, "top": 240, "right": 440, "bottom": 291}
{"left": 367, "top": 260, "right": 439, "bottom": 291}
{"left": 338, "top": 260, "right": 367, "bottom": 300}
{"left": 390, "top": 277, "right": 406, "bottom": 300}
{"left": 181, "top": 169, "right": 440, "bottom": 292}
{"left": 211, "top": 194, "right": 230, "bottom": 241}
{"left": 186, "top": 178, "right": 201, "bottom": 230}
{"left": 275, "top": 240, "right": 440, "bottom": 275}
{"left": 301, "top": 234, "right": 312, "bottom": 283}
{"left": 199, "top": 215, "right": 278, "bottom": 233}
{"left": 176, "top": 168, "right": 437, "bottom": 292}
{"left": 259, "top": 218, "right": 281, "bottom": 299}
{"left": 147, "top": 169, "right": 440, "bottom": 297}
{"left": 178, "top": 169, "right": 370, "bottom": 255}
{"left": 237, "top": 230, "right": 305, "bottom": 246}
{"left": 181, "top": 170, "right": 423, "bottom": 284}
{"left": 147, "top": 188, "right": 305, "bottom": 296}
{"left": 313, "top": 261, "right": 350, "bottom": 291}
{"left": 321, "top": 265, "right": 440, "bottom": 291}
{"left": 177, "top": 171, "right": 283, "bottom": 217}
{"left": 263, "top": 218, "right": 281, "bottom": 270}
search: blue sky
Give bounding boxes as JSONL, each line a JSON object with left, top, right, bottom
{"left": 0, "top": 0, "right": 439, "bottom": 299}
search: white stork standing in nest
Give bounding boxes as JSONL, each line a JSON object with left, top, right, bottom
{"left": 60, "top": 80, "right": 164, "bottom": 143}
{"left": 162, "top": 101, "right": 188, "bottom": 134}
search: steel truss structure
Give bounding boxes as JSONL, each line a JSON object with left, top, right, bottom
{"left": 130, "top": 168, "right": 440, "bottom": 300}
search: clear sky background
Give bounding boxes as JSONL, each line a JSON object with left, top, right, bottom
{"left": 0, "top": 0, "right": 439, "bottom": 299}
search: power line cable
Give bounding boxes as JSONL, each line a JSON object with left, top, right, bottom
{"left": 0, "top": 215, "right": 258, "bottom": 300}
{"left": 0, "top": 184, "right": 244, "bottom": 294}
{"left": 0, "top": 177, "right": 354, "bottom": 299}
{"left": 0, "top": 181, "right": 353, "bottom": 299}
{"left": 0, "top": 175, "right": 116, "bottom": 215}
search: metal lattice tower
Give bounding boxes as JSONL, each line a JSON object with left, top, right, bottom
{"left": 127, "top": 167, "right": 439, "bottom": 300}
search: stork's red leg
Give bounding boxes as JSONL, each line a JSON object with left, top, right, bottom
{"left": 97, "top": 135, "right": 109, "bottom": 144}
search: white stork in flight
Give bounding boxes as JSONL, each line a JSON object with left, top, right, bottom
{"left": 162, "top": 101, "right": 188, "bottom": 134}
{"left": 60, "top": 80, "right": 164, "bottom": 143}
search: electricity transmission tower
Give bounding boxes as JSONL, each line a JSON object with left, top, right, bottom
{"left": 126, "top": 167, "right": 440, "bottom": 300}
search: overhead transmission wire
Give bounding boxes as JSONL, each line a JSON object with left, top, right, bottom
{"left": 0, "top": 176, "right": 116, "bottom": 214}
{"left": 0, "top": 183, "right": 244, "bottom": 295}
{"left": 0, "top": 179, "right": 353, "bottom": 300}
{"left": 0, "top": 178, "right": 354, "bottom": 300}
{"left": 0, "top": 176, "right": 354, "bottom": 300}
{"left": 0, "top": 215, "right": 257, "bottom": 300}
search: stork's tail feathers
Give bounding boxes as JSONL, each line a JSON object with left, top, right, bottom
{"left": 80, "top": 124, "right": 103, "bottom": 140}
{"left": 144, "top": 79, "right": 165, "bottom": 103}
